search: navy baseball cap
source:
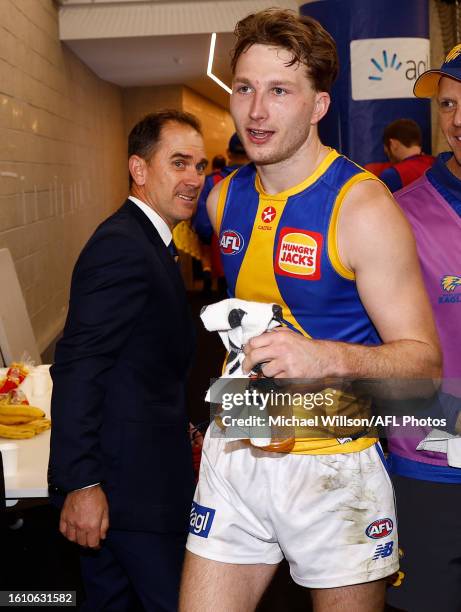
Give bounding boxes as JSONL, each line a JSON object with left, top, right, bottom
{"left": 414, "top": 43, "right": 461, "bottom": 97}
{"left": 228, "top": 133, "right": 246, "bottom": 155}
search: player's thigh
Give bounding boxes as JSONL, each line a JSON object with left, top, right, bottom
{"left": 310, "top": 579, "right": 386, "bottom": 612}
{"left": 179, "top": 551, "right": 279, "bottom": 612}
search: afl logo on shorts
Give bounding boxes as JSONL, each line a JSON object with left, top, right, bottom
{"left": 220, "top": 229, "right": 244, "bottom": 255}
{"left": 275, "top": 227, "right": 323, "bottom": 280}
{"left": 366, "top": 518, "right": 394, "bottom": 539}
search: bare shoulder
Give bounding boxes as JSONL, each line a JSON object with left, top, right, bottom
{"left": 341, "top": 177, "right": 408, "bottom": 227}
{"left": 337, "top": 177, "right": 416, "bottom": 272}
{"left": 206, "top": 180, "right": 225, "bottom": 233}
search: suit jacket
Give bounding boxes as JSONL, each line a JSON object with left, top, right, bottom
{"left": 48, "top": 200, "right": 196, "bottom": 533}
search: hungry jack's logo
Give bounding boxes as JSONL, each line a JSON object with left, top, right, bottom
{"left": 275, "top": 228, "right": 322, "bottom": 280}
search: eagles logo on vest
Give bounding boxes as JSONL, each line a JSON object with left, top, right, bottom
{"left": 275, "top": 228, "right": 323, "bottom": 280}
{"left": 441, "top": 275, "right": 461, "bottom": 292}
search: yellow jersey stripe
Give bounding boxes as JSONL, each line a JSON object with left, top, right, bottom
{"left": 327, "top": 171, "right": 376, "bottom": 280}
{"left": 255, "top": 149, "right": 340, "bottom": 200}
{"left": 216, "top": 169, "right": 239, "bottom": 234}
{"left": 234, "top": 197, "right": 309, "bottom": 337}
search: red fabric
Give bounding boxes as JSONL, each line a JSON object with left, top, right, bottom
{"left": 212, "top": 172, "right": 224, "bottom": 186}
{"left": 364, "top": 161, "right": 392, "bottom": 176}
{"left": 192, "top": 444, "right": 202, "bottom": 483}
{"left": 393, "top": 154, "right": 435, "bottom": 187}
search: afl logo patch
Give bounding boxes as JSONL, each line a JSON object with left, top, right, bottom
{"left": 220, "top": 229, "right": 244, "bottom": 255}
{"left": 261, "top": 206, "right": 276, "bottom": 223}
{"left": 275, "top": 228, "right": 323, "bottom": 280}
{"left": 366, "top": 518, "right": 394, "bottom": 539}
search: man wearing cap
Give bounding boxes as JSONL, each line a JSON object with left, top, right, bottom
{"left": 386, "top": 45, "right": 461, "bottom": 612}
{"left": 193, "top": 133, "right": 249, "bottom": 295}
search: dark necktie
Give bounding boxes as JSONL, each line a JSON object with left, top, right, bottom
{"left": 168, "top": 240, "right": 179, "bottom": 263}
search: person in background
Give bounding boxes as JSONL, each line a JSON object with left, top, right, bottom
{"left": 48, "top": 110, "right": 207, "bottom": 612}
{"left": 211, "top": 154, "right": 227, "bottom": 171}
{"left": 386, "top": 45, "right": 461, "bottom": 612}
{"left": 193, "top": 133, "right": 249, "bottom": 296}
{"left": 180, "top": 9, "right": 440, "bottom": 612}
{"left": 379, "top": 118, "right": 435, "bottom": 192}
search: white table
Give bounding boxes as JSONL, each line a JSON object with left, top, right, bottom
{"left": 1, "top": 368, "right": 51, "bottom": 501}
{"left": 4, "top": 430, "right": 50, "bottom": 500}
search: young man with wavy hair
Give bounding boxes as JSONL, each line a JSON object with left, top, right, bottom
{"left": 180, "top": 10, "right": 440, "bottom": 612}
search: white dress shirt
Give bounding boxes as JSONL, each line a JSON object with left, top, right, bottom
{"left": 128, "top": 196, "right": 172, "bottom": 247}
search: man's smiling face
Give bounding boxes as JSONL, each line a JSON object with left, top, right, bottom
{"left": 132, "top": 121, "right": 207, "bottom": 228}
{"left": 438, "top": 76, "right": 461, "bottom": 179}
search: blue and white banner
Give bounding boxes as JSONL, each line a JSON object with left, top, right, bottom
{"left": 350, "top": 38, "right": 430, "bottom": 101}
{"left": 300, "top": 0, "right": 431, "bottom": 166}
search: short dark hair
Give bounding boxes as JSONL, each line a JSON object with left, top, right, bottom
{"left": 383, "top": 119, "right": 422, "bottom": 148}
{"left": 231, "top": 9, "right": 339, "bottom": 93}
{"left": 128, "top": 109, "right": 202, "bottom": 187}
{"left": 212, "top": 155, "right": 226, "bottom": 171}
{"left": 128, "top": 109, "right": 202, "bottom": 161}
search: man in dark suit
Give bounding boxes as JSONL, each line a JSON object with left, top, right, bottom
{"left": 48, "top": 110, "right": 208, "bottom": 611}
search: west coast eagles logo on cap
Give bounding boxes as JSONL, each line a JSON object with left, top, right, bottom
{"left": 445, "top": 44, "right": 461, "bottom": 64}
{"left": 275, "top": 227, "right": 323, "bottom": 280}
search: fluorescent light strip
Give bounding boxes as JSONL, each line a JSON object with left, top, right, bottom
{"left": 207, "top": 32, "right": 232, "bottom": 95}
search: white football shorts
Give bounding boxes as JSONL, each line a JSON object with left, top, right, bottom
{"left": 186, "top": 425, "right": 399, "bottom": 588}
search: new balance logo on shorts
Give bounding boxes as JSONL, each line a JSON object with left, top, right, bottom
{"left": 373, "top": 541, "right": 394, "bottom": 560}
{"left": 189, "top": 502, "right": 215, "bottom": 538}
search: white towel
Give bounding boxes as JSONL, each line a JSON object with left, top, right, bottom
{"left": 416, "top": 428, "right": 461, "bottom": 468}
{"left": 201, "top": 298, "right": 283, "bottom": 446}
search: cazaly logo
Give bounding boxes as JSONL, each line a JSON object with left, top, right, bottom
{"left": 261, "top": 206, "right": 276, "bottom": 223}
{"left": 275, "top": 228, "right": 322, "bottom": 280}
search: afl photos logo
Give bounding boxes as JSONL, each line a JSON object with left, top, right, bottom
{"left": 220, "top": 229, "right": 244, "bottom": 255}
{"left": 275, "top": 228, "right": 323, "bottom": 280}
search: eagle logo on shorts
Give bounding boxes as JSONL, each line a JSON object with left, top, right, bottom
{"left": 441, "top": 275, "right": 461, "bottom": 292}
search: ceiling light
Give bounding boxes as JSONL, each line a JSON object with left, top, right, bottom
{"left": 207, "top": 33, "right": 232, "bottom": 95}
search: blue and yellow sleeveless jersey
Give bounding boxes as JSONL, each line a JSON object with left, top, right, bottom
{"left": 216, "top": 149, "right": 381, "bottom": 455}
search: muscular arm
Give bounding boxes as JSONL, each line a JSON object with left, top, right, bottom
{"left": 243, "top": 179, "right": 441, "bottom": 382}
{"left": 193, "top": 175, "right": 215, "bottom": 243}
{"left": 205, "top": 180, "right": 223, "bottom": 235}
